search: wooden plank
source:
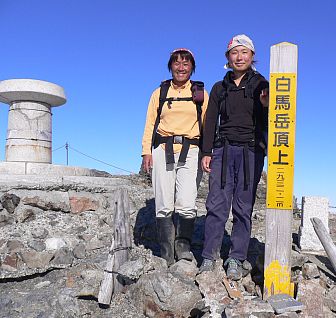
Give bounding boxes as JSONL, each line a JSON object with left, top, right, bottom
{"left": 264, "top": 42, "right": 298, "bottom": 299}
{"left": 98, "top": 236, "right": 116, "bottom": 305}
{"left": 311, "top": 217, "right": 336, "bottom": 272}
{"left": 112, "top": 189, "right": 131, "bottom": 294}
{"left": 98, "top": 188, "right": 132, "bottom": 305}
{"left": 264, "top": 209, "right": 294, "bottom": 298}
{"left": 222, "top": 276, "right": 242, "bottom": 299}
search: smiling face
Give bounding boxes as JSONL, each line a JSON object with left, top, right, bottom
{"left": 227, "top": 45, "right": 254, "bottom": 74}
{"left": 170, "top": 54, "right": 193, "bottom": 87}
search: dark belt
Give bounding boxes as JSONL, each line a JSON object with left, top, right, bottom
{"left": 153, "top": 133, "right": 199, "bottom": 164}
{"left": 220, "top": 139, "right": 250, "bottom": 190}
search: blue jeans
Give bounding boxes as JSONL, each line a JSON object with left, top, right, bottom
{"left": 202, "top": 145, "right": 264, "bottom": 261}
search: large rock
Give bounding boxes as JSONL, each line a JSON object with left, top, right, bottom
{"left": 196, "top": 262, "right": 231, "bottom": 317}
{"left": 0, "top": 193, "right": 20, "bottom": 213}
{"left": 20, "top": 250, "right": 54, "bottom": 269}
{"left": 128, "top": 270, "right": 202, "bottom": 318}
{"left": 297, "top": 278, "right": 329, "bottom": 317}
{"left": 324, "top": 285, "right": 336, "bottom": 312}
{"left": 18, "top": 190, "right": 71, "bottom": 212}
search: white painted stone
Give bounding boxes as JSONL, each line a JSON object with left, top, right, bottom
{"left": 45, "top": 237, "right": 67, "bottom": 250}
{"left": 0, "top": 79, "right": 66, "bottom": 106}
{"left": 299, "top": 196, "right": 329, "bottom": 252}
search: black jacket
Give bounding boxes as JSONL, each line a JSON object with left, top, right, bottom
{"left": 202, "top": 70, "right": 269, "bottom": 156}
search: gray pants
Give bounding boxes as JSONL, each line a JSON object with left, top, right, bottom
{"left": 152, "top": 146, "right": 202, "bottom": 218}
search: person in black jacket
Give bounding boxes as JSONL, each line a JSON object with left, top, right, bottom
{"left": 199, "top": 34, "right": 269, "bottom": 280}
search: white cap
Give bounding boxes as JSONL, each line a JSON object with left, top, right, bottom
{"left": 226, "top": 34, "right": 255, "bottom": 53}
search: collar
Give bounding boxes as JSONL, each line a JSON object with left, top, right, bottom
{"left": 170, "top": 80, "right": 191, "bottom": 90}
{"left": 225, "top": 69, "right": 254, "bottom": 88}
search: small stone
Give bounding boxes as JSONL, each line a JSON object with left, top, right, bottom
{"left": 85, "top": 237, "right": 105, "bottom": 251}
{"left": 225, "top": 298, "right": 274, "bottom": 318}
{"left": 302, "top": 262, "right": 320, "bottom": 279}
{"left": 100, "top": 215, "right": 113, "bottom": 227}
{"left": 118, "top": 258, "right": 145, "bottom": 283}
{"left": 241, "top": 273, "right": 256, "bottom": 295}
{"left": 267, "top": 293, "right": 304, "bottom": 314}
{"left": 7, "top": 240, "right": 24, "bottom": 253}
{"left": 291, "top": 250, "right": 309, "bottom": 268}
{"left": 324, "top": 285, "right": 336, "bottom": 312}
{"left": 16, "top": 206, "right": 36, "bottom": 223}
{"left": 276, "top": 313, "right": 299, "bottom": 318}
{"left": 1, "top": 253, "right": 19, "bottom": 271}
{"left": 74, "top": 226, "right": 87, "bottom": 234}
{"left": 51, "top": 247, "right": 74, "bottom": 265}
{"left": 0, "top": 193, "right": 20, "bottom": 213}
{"left": 34, "top": 281, "right": 52, "bottom": 289}
{"left": 0, "top": 211, "right": 9, "bottom": 223}
{"left": 28, "top": 240, "right": 46, "bottom": 252}
{"left": 169, "top": 259, "right": 198, "bottom": 281}
{"left": 77, "top": 270, "right": 103, "bottom": 297}
{"left": 32, "top": 228, "right": 48, "bottom": 239}
{"left": 45, "top": 237, "right": 67, "bottom": 250}
{"left": 73, "top": 243, "right": 86, "bottom": 259}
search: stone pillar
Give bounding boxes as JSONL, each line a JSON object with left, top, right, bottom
{"left": 0, "top": 79, "right": 66, "bottom": 163}
{"left": 298, "top": 196, "right": 329, "bottom": 252}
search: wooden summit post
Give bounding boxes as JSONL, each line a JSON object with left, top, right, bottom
{"left": 264, "top": 42, "right": 298, "bottom": 299}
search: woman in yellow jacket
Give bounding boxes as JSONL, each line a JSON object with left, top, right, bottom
{"left": 141, "top": 48, "right": 208, "bottom": 266}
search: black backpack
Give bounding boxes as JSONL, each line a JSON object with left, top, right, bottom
{"left": 151, "top": 79, "right": 205, "bottom": 149}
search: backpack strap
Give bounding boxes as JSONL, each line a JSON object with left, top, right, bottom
{"left": 151, "top": 80, "right": 171, "bottom": 149}
{"left": 191, "top": 80, "right": 204, "bottom": 136}
{"left": 151, "top": 80, "right": 205, "bottom": 150}
{"left": 214, "top": 79, "right": 228, "bottom": 143}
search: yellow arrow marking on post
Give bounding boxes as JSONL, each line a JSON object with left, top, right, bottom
{"left": 264, "top": 260, "right": 294, "bottom": 297}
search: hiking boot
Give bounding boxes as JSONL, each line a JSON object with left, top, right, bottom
{"left": 156, "top": 217, "right": 175, "bottom": 266}
{"left": 224, "top": 257, "right": 252, "bottom": 281}
{"left": 175, "top": 215, "right": 195, "bottom": 261}
{"left": 198, "top": 258, "right": 215, "bottom": 273}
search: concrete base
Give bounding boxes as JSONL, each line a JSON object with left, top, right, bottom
{"left": 0, "top": 173, "right": 130, "bottom": 189}
{"left": 0, "top": 161, "right": 124, "bottom": 179}
{"left": 0, "top": 161, "right": 97, "bottom": 177}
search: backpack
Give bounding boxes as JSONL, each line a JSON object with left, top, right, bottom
{"left": 151, "top": 79, "right": 205, "bottom": 148}
{"left": 216, "top": 71, "right": 268, "bottom": 152}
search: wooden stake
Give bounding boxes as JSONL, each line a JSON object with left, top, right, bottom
{"left": 311, "top": 217, "right": 336, "bottom": 273}
{"left": 264, "top": 42, "right": 298, "bottom": 299}
{"left": 98, "top": 188, "right": 132, "bottom": 305}
{"left": 98, "top": 236, "right": 116, "bottom": 305}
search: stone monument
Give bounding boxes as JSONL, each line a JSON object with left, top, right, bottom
{"left": 0, "top": 79, "right": 94, "bottom": 176}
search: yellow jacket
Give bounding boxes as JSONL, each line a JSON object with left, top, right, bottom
{"left": 142, "top": 80, "right": 209, "bottom": 156}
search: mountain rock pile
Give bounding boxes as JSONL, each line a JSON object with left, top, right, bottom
{"left": 0, "top": 172, "right": 335, "bottom": 317}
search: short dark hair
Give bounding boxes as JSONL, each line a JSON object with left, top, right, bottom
{"left": 168, "top": 49, "right": 196, "bottom": 74}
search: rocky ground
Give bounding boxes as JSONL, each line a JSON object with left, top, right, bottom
{"left": 0, "top": 172, "right": 335, "bottom": 318}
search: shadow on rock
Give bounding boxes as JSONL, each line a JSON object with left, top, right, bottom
{"left": 133, "top": 198, "right": 160, "bottom": 257}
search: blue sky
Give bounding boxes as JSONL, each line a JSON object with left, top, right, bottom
{"left": 0, "top": 0, "right": 335, "bottom": 207}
